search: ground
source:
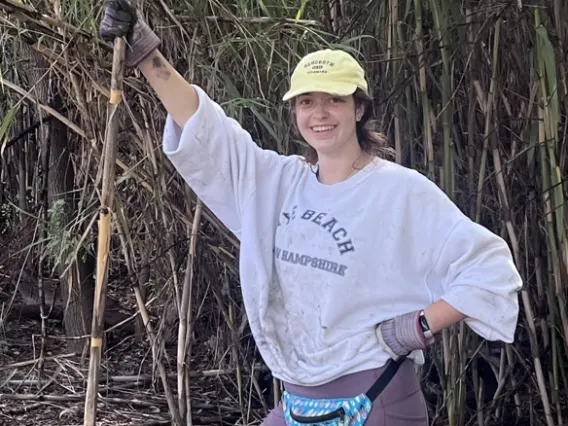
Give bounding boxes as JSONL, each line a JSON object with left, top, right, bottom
{"left": 0, "top": 311, "right": 269, "bottom": 426}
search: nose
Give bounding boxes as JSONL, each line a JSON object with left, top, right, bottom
{"left": 312, "top": 100, "right": 330, "bottom": 118}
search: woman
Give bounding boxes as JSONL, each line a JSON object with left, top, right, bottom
{"left": 99, "top": 2, "right": 522, "bottom": 425}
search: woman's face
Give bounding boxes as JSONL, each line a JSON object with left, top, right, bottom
{"left": 294, "top": 92, "right": 362, "bottom": 158}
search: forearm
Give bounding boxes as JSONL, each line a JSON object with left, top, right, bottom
{"left": 137, "top": 49, "right": 199, "bottom": 128}
{"left": 423, "top": 299, "right": 466, "bottom": 335}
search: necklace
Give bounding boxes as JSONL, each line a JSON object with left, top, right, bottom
{"left": 316, "top": 153, "right": 373, "bottom": 183}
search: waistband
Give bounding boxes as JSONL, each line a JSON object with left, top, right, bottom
{"left": 283, "top": 359, "right": 413, "bottom": 399}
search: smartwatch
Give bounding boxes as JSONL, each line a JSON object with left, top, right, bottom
{"left": 419, "top": 310, "right": 435, "bottom": 345}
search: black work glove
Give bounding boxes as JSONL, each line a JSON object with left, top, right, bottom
{"left": 99, "top": 0, "right": 161, "bottom": 68}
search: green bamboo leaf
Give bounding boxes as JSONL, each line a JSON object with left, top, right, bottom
{"left": 257, "top": 0, "right": 272, "bottom": 17}
{"left": 213, "top": 68, "right": 281, "bottom": 145}
{"left": 526, "top": 119, "right": 538, "bottom": 167}
{"left": 0, "top": 105, "right": 17, "bottom": 158}
{"left": 536, "top": 25, "right": 560, "bottom": 132}
{"left": 248, "top": 104, "right": 280, "bottom": 143}
{"left": 552, "top": 166, "right": 564, "bottom": 242}
{"left": 295, "top": 0, "right": 308, "bottom": 22}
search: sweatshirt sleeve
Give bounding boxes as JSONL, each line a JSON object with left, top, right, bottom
{"left": 161, "top": 85, "right": 291, "bottom": 238}
{"left": 428, "top": 215, "right": 523, "bottom": 343}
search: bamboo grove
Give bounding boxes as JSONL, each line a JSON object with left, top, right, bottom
{"left": 0, "top": 0, "right": 566, "bottom": 425}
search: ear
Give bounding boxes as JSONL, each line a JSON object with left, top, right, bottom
{"left": 355, "top": 105, "right": 364, "bottom": 121}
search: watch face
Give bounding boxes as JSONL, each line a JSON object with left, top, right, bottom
{"left": 419, "top": 315, "right": 429, "bottom": 332}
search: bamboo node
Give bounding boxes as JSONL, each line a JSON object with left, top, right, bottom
{"left": 110, "top": 89, "right": 122, "bottom": 104}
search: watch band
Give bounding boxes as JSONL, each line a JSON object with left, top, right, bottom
{"left": 419, "top": 310, "right": 435, "bottom": 345}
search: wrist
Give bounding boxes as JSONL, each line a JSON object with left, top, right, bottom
{"left": 390, "top": 311, "right": 430, "bottom": 353}
{"left": 125, "top": 18, "right": 161, "bottom": 68}
{"left": 417, "top": 310, "right": 435, "bottom": 346}
{"left": 137, "top": 48, "right": 161, "bottom": 70}
{"left": 423, "top": 300, "right": 466, "bottom": 334}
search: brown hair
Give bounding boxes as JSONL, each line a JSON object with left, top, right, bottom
{"left": 293, "top": 89, "right": 394, "bottom": 164}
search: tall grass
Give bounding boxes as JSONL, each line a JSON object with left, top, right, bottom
{"left": 1, "top": 0, "right": 566, "bottom": 425}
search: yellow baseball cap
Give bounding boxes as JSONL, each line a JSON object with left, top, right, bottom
{"left": 282, "top": 49, "right": 369, "bottom": 101}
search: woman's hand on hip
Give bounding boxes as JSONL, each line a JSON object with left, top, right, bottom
{"left": 375, "top": 311, "right": 429, "bottom": 360}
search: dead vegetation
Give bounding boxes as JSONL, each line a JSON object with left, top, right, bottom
{"left": 0, "top": 0, "right": 567, "bottom": 425}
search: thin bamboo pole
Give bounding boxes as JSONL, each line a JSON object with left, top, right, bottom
{"left": 178, "top": 194, "right": 203, "bottom": 425}
{"left": 36, "top": 109, "right": 50, "bottom": 386}
{"left": 414, "top": 0, "right": 434, "bottom": 180}
{"left": 431, "top": 0, "right": 453, "bottom": 197}
{"left": 390, "top": 0, "right": 402, "bottom": 164}
{"left": 133, "top": 286, "right": 184, "bottom": 426}
{"left": 83, "top": 37, "right": 125, "bottom": 426}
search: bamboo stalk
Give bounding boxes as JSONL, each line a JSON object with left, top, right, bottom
{"left": 390, "top": 0, "right": 402, "bottom": 164}
{"left": 431, "top": 0, "right": 453, "bottom": 197}
{"left": 0, "top": 392, "right": 243, "bottom": 411}
{"left": 36, "top": 111, "right": 50, "bottom": 388}
{"left": 431, "top": 2, "right": 465, "bottom": 424}
{"left": 537, "top": 17, "right": 568, "bottom": 356}
{"left": 177, "top": 194, "right": 203, "bottom": 424}
{"left": 133, "top": 286, "right": 184, "bottom": 426}
{"left": 534, "top": 9, "right": 565, "bottom": 426}
{"left": 226, "top": 268, "right": 243, "bottom": 410}
{"left": 250, "top": 362, "right": 270, "bottom": 414}
{"left": 83, "top": 36, "right": 125, "bottom": 426}
{"left": 4, "top": 368, "right": 263, "bottom": 386}
{"left": 471, "top": 357, "right": 483, "bottom": 426}
{"left": 465, "top": 5, "right": 477, "bottom": 219}
{"left": 0, "top": 353, "right": 77, "bottom": 371}
{"left": 1, "top": 79, "right": 88, "bottom": 139}
{"left": 414, "top": 0, "right": 434, "bottom": 180}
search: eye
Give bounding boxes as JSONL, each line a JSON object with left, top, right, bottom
{"left": 298, "top": 98, "right": 312, "bottom": 106}
{"left": 330, "top": 97, "right": 345, "bottom": 103}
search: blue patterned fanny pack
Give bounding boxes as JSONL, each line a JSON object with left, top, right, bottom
{"left": 281, "top": 359, "right": 404, "bottom": 426}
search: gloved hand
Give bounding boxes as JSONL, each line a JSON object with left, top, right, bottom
{"left": 375, "top": 310, "right": 431, "bottom": 361}
{"left": 99, "top": 0, "right": 161, "bottom": 68}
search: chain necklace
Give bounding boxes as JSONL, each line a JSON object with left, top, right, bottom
{"left": 315, "top": 153, "right": 372, "bottom": 183}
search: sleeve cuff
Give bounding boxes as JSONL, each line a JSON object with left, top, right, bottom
{"left": 162, "top": 84, "right": 208, "bottom": 155}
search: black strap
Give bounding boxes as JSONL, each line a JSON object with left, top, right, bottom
{"left": 289, "top": 407, "right": 345, "bottom": 423}
{"left": 288, "top": 357, "right": 406, "bottom": 424}
{"left": 365, "top": 356, "right": 406, "bottom": 401}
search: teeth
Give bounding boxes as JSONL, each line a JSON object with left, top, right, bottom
{"left": 312, "top": 125, "right": 335, "bottom": 132}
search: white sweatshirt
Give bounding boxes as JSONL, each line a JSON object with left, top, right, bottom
{"left": 162, "top": 85, "right": 523, "bottom": 386}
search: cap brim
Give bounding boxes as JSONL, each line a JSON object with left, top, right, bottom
{"left": 282, "top": 82, "right": 358, "bottom": 101}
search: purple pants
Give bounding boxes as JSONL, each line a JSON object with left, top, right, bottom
{"left": 261, "top": 359, "right": 428, "bottom": 426}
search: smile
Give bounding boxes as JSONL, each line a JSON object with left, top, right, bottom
{"left": 311, "top": 125, "right": 337, "bottom": 132}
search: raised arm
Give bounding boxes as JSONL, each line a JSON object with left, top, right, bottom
{"left": 99, "top": 0, "right": 198, "bottom": 127}
{"left": 137, "top": 50, "right": 199, "bottom": 128}
{"left": 98, "top": 0, "right": 303, "bottom": 237}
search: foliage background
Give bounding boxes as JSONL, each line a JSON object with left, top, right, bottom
{"left": 0, "top": 0, "right": 567, "bottom": 425}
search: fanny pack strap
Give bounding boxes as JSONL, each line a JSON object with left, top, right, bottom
{"left": 288, "top": 357, "right": 407, "bottom": 424}
{"left": 365, "top": 356, "right": 406, "bottom": 401}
